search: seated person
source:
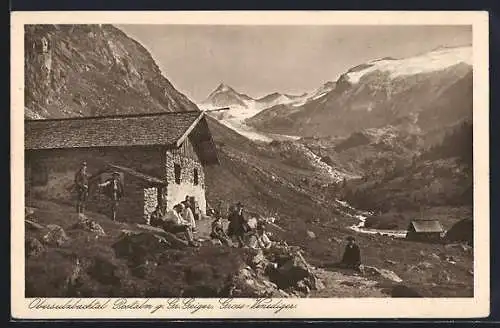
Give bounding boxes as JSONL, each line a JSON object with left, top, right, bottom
{"left": 340, "top": 236, "right": 361, "bottom": 271}
{"left": 248, "top": 221, "right": 273, "bottom": 250}
{"left": 162, "top": 203, "right": 198, "bottom": 247}
{"left": 149, "top": 204, "right": 165, "bottom": 228}
{"left": 210, "top": 214, "right": 230, "bottom": 246}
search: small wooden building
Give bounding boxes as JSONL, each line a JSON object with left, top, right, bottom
{"left": 25, "top": 111, "right": 219, "bottom": 223}
{"left": 405, "top": 219, "right": 444, "bottom": 242}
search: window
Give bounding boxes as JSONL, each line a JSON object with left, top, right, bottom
{"left": 193, "top": 168, "right": 199, "bottom": 186}
{"left": 174, "top": 163, "right": 181, "bottom": 184}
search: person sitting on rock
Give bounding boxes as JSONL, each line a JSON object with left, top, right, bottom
{"left": 227, "top": 202, "right": 248, "bottom": 248}
{"left": 163, "top": 203, "right": 198, "bottom": 247}
{"left": 150, "top": 204, "right": 166, "bottom": 228}
{"left": 189, "top": 196, "right": 201, "bottom": 221}
{"left": 249, "top": 221, "right": 273, "bottom": 250}
{"left": 210, "top": 213, "right": 230, "bottom": 246}
{"left": 341, "top": 236, "right": 361, "bottom": 272}
{"left": 181, "top": 199, "right": 197, "bottom": 232}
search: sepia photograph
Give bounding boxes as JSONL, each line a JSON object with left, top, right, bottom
{"left": 11, "top": 11, "right": 489, "bottom": 319}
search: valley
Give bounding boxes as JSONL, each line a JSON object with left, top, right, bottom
{"left": 22, "top": 24, "right": 474, "bottom": 298}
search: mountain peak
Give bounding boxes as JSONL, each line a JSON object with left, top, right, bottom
{"left": 215, "top": 82, "right": 233, "bottom": 93}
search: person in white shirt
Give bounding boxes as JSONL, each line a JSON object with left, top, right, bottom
{"left": 249, "top": 221, "right": 273, "bottom": 250}
{"left": 181, "top": 202, "right": 196, "bottom": 231}
{"left": 163, "top": 203, "right": 197, "bottom": 246}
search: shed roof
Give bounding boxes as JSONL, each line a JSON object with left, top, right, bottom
{"left": 25, "top": 111, "right": 219, "bottom": 165}
{"left": 408, "top": 220, "right": 444, "bottom": 233}
{"left": 108, "top": 164, "right": 166, "bottom": 186}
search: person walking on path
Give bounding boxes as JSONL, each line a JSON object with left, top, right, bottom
{"left": 74, "top": 161, "right": 89, "bottom": 214}
{"left": 98, "top": 171, "right": 124, "bottom": 221}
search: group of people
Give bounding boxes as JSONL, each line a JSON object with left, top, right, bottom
{"left": 74, "top": 161, "right": 124, "bottom": 221}
{"left": 74, "top": 161, "right": 362, "bottom": 271}
{"left": 149, "top": 195, "right": 202, "bottom": 247}
{"left": 209, "top": 202, "right": 273, "bottom": 250}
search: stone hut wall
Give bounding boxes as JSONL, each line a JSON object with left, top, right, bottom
{"left": 25, "top": 146, "right": 163, "bottom": 222}
{"left": 163, "top": 139, "right": 206, "bottom": 213}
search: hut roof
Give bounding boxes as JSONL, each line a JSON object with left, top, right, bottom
{"left": 25, "top": 111, "right": 219, "bottom": 165}
{"left": 408, "top": 220, "right": 444, "bottom": 233}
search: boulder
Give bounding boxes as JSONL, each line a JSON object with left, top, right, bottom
{"left": 445, "top": 219, "right": 473, "bottom": 246}
{"left": 136, "top": 224, "right": 189, "bottom": 248}
{"left": 26, "top": 237, "right": 45, "bottom": 257}
{"left": 226, "top": 266, "right": 282, "bottom": 298}
{"left": 113, "top": 232, "right": 171, "bottom": 264}
{"left": 42, "top": 224, "right": 69, "bottom": 247}
{"left": 361, "top": 265, "right": 403, "bottom": 283}
{"left": 25, "top": 219, "right": 45, "bottom": 231}
{"left": 272, "top": 250, "right": 323, "bottom": 291}
{"left": 306, "top": 230, "right": 316, "bottom": 239}
{"left": 71, "top": 216, "right": 106, "bottom": 236}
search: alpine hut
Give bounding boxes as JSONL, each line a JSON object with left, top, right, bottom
{"left": 25, "top": 111, "right": 219, "bottom": 223}
{"left": 405, "top": 219, "right": 444, "bottom": 242}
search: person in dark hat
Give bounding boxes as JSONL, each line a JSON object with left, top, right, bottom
{"left": 227, "top": 201, "right": 247, "bottom": 247}
{"left": 341, "top": 236, "right": 361, "bottom": 271}
{"left": 74, "top": 161, "right": 89, "bottom": 214}
{"left": 98, "top": 171, "right": 124, "bottom": 221}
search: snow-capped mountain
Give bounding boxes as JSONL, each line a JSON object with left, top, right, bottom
{"left": 247, "top": 46, "right": 473, "bottom": 137}
{"left": 199, "top": 80, "right": 338, "bottom": 129}
{"left": 199, "top": 83, "right": 305, "bottom": 123}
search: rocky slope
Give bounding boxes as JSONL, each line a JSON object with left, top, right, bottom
{"left": 247, "top": 47, "right": 472, "bottom": 137}
{"left": 25, "top": 24, "right": 198, "bottom": 119}
{"left": 23, "top": 24, "right": 474, "bottom": 298}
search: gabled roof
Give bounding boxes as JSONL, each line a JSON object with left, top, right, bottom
{"left": 408, "top": 220, "right": 444, "bottom": 233}
{"left": 25, "top": 111, "right": 219, "bottom": 165}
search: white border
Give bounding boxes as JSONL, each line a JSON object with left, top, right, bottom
{"left": 11, "top": 11, "right": 490, "bottom": 319}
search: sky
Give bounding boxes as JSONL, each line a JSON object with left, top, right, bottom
{"left": 117, "top": 25, "right": 472, "bottom": 103}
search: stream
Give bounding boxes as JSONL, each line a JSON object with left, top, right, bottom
{"left": 335, "top": 200, "right": 408, "bottom": 238}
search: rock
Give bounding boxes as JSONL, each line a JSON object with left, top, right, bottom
{"left": 361, "top": 265, "right": 403, "bottom": 283}
{"left": 26, "top": 237, "right": 45, "bottom": 257}
{"left": 113, "top": 232, "right": 171, "bottom": 264}
{"left": 71, "top": 216, "right": 106, "bottom": 236}
{"left": 430, "top": 253, "right": 441, "bottom": 260}
{"left": 42, "top": 224, "right": 69, "bottom": 247}
{"left": 227, "top": 267, "right": 278, "bottom": 298}
{"left": 306, "top": 230, "right": 316, "bottom": 239}
{"left": 25, "top": 207, "right": 36, "bottom": 216}
{"left": 25, "top": 219, "right": 45, "bottom": 231}
{"left": 385, "top": 259, "right": 397, "bottom": 265}
{"left": 418, "top": 261, "right": 433, "bottom": 269}
{"left": 390, "top": 285, "right": 423, "bottom": 298}
{"left": 136, "top": 224, "right": 189, "bottom": 248}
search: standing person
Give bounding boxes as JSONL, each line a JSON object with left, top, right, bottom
{"left": 98, "top": 171, "right": 124, "bottom": 221}
{"left": 74, "top": 161, "right": 89, "bottom": 214}
{"left": 341, "top": 236, "right": 361, "bottom": 272}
